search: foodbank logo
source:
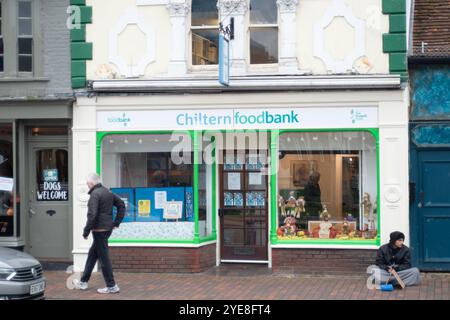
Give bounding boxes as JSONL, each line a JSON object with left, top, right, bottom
{"left": 107, "top": 113, "right": 131, "bottom": 127}
{"left": 350, "top": 109, "right": 367, "bottom": 124}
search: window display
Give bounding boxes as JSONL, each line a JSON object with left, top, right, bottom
{"left": 102, "top": 133, "right": 196, "bottom": 241}
{"left": 0, "top": 124, "right": 14, "bottom": 237}
{"left": 276, "top": 131, "right": 378, "bottom": 242}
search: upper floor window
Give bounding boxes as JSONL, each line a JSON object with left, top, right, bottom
{"left": 249, "top": 0, "right": 278, "bottom": 64}
{"left": 0, "top": 0, "right": 34, "bottom": 76}
{"left": 191, "top": 0, "right": 219, "bottom": 65}
{"left": 18, "top": 0, "right": 32, "bottom": 72}
{"left": 0, "top": 1, "right": 4, "bottom": 72}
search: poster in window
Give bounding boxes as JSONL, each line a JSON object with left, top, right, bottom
{"left": 163, "top": 201, "right": 183, "bottom": 220}
{"left": 138, "top": 200, "right": 151, "bottom": 217}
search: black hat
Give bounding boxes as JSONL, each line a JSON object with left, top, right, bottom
{"left": 390, "top": 231, "right": 405, "bottom": 244}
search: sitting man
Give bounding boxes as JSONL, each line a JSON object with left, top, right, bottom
{"left": 373, "top": 231, "right": 421, "bottom": 287}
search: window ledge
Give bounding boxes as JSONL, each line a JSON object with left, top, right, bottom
{"left": 90, "top": 74, "right": 402, "bottom": 92}
{"left": 0, "top": 77, "right": 50, "bottom": 83}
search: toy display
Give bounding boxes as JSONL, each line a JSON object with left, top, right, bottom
{"left": 276, "top": 192, "right": 378, "bottom": 241}
{"left": 278, "top": 192, "right": 306, "bottom": 219}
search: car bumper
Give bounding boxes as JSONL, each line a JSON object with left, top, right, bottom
{"left": 0, "top": 277, "right": 47, "bottom": 300}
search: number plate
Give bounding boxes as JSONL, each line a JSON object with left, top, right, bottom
{"left": 30, "top": 282, "right": 45, "bottom": 295}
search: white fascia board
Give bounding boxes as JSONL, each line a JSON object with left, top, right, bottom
{"left": 91, "top": 75, "right": 401, "bottom": 92}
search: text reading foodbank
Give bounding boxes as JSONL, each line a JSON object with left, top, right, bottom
{"left": 176, "top": 110, "right": 300, "bottom": 127}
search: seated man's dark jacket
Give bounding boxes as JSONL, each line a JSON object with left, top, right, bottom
{"left": 83, "top": 183, "right": 125, "bottom": 238}
{"left": 376, "top": 243, "right": 412, "bottom": 272}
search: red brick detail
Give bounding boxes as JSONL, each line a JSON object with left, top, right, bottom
{"left": 272, "top": 248, "right": 377, "bottom": 275}
{"left": 110, "top": 244, "right": 217, "bottom": 273}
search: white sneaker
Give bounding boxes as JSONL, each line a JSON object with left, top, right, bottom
{"left": 97, "top": 285, "right": 120, "bottom": 294}
{"left": 72, "top": 279, "right": 88, "bottom": 290}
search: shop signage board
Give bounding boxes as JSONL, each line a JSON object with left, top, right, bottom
{"left": 218, "top": 34, "right": 230, "bottom": 86}
{"left": 97, "top": 107, "right": 378, "bottom": 131}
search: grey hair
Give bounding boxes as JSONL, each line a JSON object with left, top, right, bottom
{"left": 87, "top": 173, "right": 101, "bottom": 185}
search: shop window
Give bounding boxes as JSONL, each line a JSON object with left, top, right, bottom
{"left": 277, "top": 132, "right": 378, "bottom": 242}
{"left": 191, "top": 0, "right": 219, "bottom": 65}
{"left": 249, "top": 0, "right": 278, "bottom": 64}
{"left": 102, "top": 133, "right": 197, "bottom": 241}
{"left": 0, "top": 123, "right": 14, "bottom": 237}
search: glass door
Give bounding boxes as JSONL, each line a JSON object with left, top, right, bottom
{"left": 219, "top": 150, "right": 268, "bottom": 261}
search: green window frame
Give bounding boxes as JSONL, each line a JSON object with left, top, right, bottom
{"left": 96, "top": 130, "right": 217, "bottom": 245}
{"left": 270, "top": 128, "right": 381, "bottom": 246}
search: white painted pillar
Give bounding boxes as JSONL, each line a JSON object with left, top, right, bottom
{"left": 277, "top": 0, "right": 299, "bottom": 74}
{"left": 167, "top": 0, "right": 190, "bottom": 76}
{"left": 218, "top": 0, "right": 248, "bottom": 76}
{"left": 72, "top": 97, "right": 98, "bottom": 273}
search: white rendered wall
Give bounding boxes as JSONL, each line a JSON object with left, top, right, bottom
{"left": 85, "top": 0, "right": 391, "bottom": 79}
{"left": 72, "top": 89, "right": 408, "bottom": 269}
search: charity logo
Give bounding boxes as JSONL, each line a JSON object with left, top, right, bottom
{"left": 350, "top": 109, "right": 368, "bottom": 124}
{"left": 107, "top": 113, "right": 131, "bottom": 127}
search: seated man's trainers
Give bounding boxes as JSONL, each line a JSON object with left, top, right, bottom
{"left": 72, "top": 279, "right": 88, "bottom": 290}
{"left": 97, "top": 285, "right": 120, "bottom": 294}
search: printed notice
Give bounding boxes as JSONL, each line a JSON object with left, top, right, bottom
{"left": 155, "top": 191, "right": 167, "bottom": 209}
{"left": 227, "top": 173, "right": 241, "bottom": 190}
{"left": 0, "top": 177, "right": 13, "bottom": 192}
{"left": 249, "top": 172, "right": 262, "bottom": 185}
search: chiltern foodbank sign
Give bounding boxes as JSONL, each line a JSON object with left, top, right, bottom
{"left": 97, "top": 107, "right": 378, "bottom": 131}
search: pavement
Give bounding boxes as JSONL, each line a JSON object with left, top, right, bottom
{"left": 42, "top": 264, "right": 450, "bottom": 300}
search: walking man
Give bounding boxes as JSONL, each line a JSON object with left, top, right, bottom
{"left": 373, "top": 231, "right": 421, "bottom": 288}
{"left": 73, "top": 173, "right": 125, "bottom": 294}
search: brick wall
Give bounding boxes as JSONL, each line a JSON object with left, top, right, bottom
{"left": 110, "top": 244, "right": 217, "bottom": 273}
{"left": 272, "top": 249, "right": 377, "bottom": 275}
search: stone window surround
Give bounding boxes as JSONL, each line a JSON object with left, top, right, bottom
{"left": 138, "top": 0, "right": 300, "bottom": 76}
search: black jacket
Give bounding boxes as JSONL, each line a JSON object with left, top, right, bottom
{"left": 376, "top": 243, "right": 412, "bottom": 272}
{"left": 83, "top": 184, "right": 125, "bottom": 238}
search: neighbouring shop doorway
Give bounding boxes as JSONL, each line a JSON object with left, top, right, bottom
{"left": 26, "top": 127, "right": 71, "bottom": 260}
{"left": 219, "top": 149, "right": 269, "bottom": 262}
{"left": 411, "top": 149, "right": 450, "bottom": 271}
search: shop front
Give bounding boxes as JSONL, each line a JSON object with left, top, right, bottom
{"left": 0, "top": 104, "right": 73, "bottom": 262}
{"left": 73, "top": 89, "right": 408, "bottom": 273}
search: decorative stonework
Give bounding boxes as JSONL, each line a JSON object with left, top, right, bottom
{"left": 384, "top": 185, "right": 402, "bottom": 203}
{"left": 218, "top": 0, "right": 248, "bottom": 16}
{"left": 108, "top": 8, "right": 156, "bottom": 78}
{"left": 167, "top": 0, "right": 190, "bottom": 17}
{"left": 313, "top": 0, "right": 366, "bottom": 73}
{"left": 276, "top": 0, "right": 299, "bottom": 13}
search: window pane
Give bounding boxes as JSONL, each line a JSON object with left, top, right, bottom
{"left": 191, "top": 0, "right": 218, "bottom": 26}
{"left": 250, "top": 0, "right": 277, "bottom": 24}
{"left": 0, "top": 38, "right": 3, "bottom": 54}
{"left": 18, "top": 38, "right": 32, "bottom": 54}
{"left": 0, "top": 124, "right": 14, "bottom": 237}
{"left": 0, "top": 56, "right": 3, "bottom": 72}
{"left": 18, "top": 55, "right": 32, "bottom": 72}
{"left": 250, "top": 27, "right": 278, "bottom": 64}
{"left": 36, "top": 149, "right": 69, "bottom": 202}
{"left": 19, "top": 19, "right": 32, "bottom": 36}
{"left": 19, "top": 1, "right": 32, "bottom": 18}
{"left": 192, "top": 29, "right": 219, "bottom": 65}
{"left": 277, "top": 132, "right": 378, "bottom": 242}
{"left": 102, "top": 134, "right": 195, "bottom": 241}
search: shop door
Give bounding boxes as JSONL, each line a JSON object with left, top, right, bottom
{"left": 219, "top": 150, "right": 268, "bottom": 262}
{"left": 28, "top": 143, "right": 70, "bottom": 259}
{"left": 411, "top": 150, "right": 450, "bottom": 271}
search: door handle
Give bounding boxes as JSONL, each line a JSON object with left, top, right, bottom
{"left": 418, "top": 191, "right": 424, "bottom": 208}
{"left": 29, "top": 208, "right": 36, "bottom": 217}
{"left": 218, "top": 209, "right": 225, "bottom": 217}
